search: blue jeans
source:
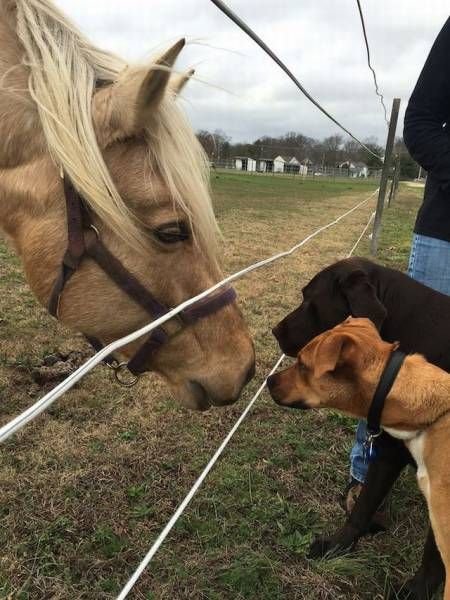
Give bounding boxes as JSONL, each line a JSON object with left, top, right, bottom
{"left": 350, "top": 233, "right": 450, "bottom": 482}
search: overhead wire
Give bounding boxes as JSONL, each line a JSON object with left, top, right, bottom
{"left": 209, "top": 0, "right": 384, "bottom": 163}
{"left": 355, "top": 0, "right": 389, "bottom": 126}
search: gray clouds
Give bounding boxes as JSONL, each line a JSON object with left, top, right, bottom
{"left": 58, "top": 0, "right": 450, "bottom": 143}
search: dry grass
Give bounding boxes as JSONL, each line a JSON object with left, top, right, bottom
{"left": 0, "top": 175, "right": 431, "bottom": 599}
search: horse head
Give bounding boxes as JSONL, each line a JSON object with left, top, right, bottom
{"left": 0, "top": 0, "right": 255, "bottom": 410}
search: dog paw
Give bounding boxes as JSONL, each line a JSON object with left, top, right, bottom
{"left": 307, "top": 523, "right": 361, "bottom": 560}
{"left": 307, "top": 534, "right": 355, "bottom": 560}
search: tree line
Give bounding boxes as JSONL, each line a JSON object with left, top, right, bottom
{"left": 197, "top": 130, "right": 421, "bottom": 179}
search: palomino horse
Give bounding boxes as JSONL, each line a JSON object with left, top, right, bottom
{"left": 0, "top": 0, "right": 255, "bottom": 410}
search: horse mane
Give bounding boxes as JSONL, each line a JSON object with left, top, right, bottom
{"left": 14, "top": 0, "right": 218, "bottom": 253}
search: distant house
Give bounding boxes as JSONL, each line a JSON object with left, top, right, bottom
{"left": 257, "top": 155, "right": 287, "bottom": 173}
{"left": 273, "top": 155, "right": 286, "bottom": 173}
{"left": 235, "top": 156, "right": 256, "bottom": 172}
{"left": 339, "top": 160, "right": 368, "bottom": 178}
{"left": 256, "top": 155, "right": 307, "bottom": 175}
{"left": 285, "top": 156, "right": 300, "bottom": 174}
{"left": 354, "top": 162, "right": 369, "bottom": 178}
{"left": 286, "top": 156, "right": 308, "bottom": 176}
{"left": 257, "top": 157, "right": 274, "bottom": 173}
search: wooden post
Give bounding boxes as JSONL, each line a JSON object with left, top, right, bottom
{"left": 391, "top": 154, "right": 401, "bottom": 205}
{"left": 387, "top": 154, "right": 400, "bottom": 206}
{"left": 394, "top": 155, "right": 401, "bottom": 199}
{"left": 370, "top": 98, "right": 401, "bottom": 255}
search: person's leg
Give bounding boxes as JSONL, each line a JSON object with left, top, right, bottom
{"left": 408, "top": 233, "right": 450, "bottom": 294}
{"left": 349, "top": 420, "right": 368, "bottom": 483}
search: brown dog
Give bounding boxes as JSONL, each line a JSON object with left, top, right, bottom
{"left": 267, "top": 317, "right": 450, "bottom": 599}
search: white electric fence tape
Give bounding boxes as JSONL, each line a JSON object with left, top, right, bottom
{"left": 115, "top": 203, "right": 376, "bottom": 599}
{"left": 0, "top": 189, "right": 377, "bottom": 444}
{"left": 116, "top": 355, "right": 285, "bottom": 600}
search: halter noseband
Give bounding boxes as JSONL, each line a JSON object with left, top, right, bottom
{"left": 48, "top": 176, "right": 237, "bottom": 385}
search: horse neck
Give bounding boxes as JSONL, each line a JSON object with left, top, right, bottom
{"left": 0, "top": 4, "right": 45, "bottom": 167}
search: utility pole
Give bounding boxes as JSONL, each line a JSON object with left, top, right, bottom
{"left": 370, "top": 98, "right": 401, "bottom": 255}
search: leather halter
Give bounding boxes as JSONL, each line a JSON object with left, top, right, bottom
{"left": 48, "top": 177, "right": 237, "bottom": 383}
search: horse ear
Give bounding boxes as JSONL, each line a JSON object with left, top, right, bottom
{"left": 339, "top": 269, "right": 387, "bottom": 329}
{"left": 300, "top": 332, "right": 359, "bottom": 378}
{"left": 93, "top": 39, "right": 185, "bottom": 147}
{"left": 171, "top": 68, "right": 195, "bottom": 96}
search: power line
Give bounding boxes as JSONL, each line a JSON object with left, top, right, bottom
{"left": 209, "top": 0, "right": 384, "bottom": 164}
{"left": 355, "top": 0, "right": 389, "bottom": 126}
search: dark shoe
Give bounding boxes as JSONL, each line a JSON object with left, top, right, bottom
{"left": 341, "top": 478, "right": 389, "bottom": 533}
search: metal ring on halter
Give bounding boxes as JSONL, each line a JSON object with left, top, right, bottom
{"left": 89, "top": 224, "right": 100, "bottom": 240}
{"left": 113, "top": 362, "right": 139, "bottom": 387}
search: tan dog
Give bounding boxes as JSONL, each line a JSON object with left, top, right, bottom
{"left": 267, "top": 317, "right": 450, "bottom": 599}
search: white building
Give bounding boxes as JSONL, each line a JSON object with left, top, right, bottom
{"left": 235, "top": 156, "right": 257, "bottom": 172}
{"left": 299, "top": 164, "right": 308, "bottom": 176}
{"left": 339, "top": 161, "right": 368, "bottom": 178}
{"left": 286, "top": 156, "right": 307, "bottom": 175}
{"left": 273, "top": 155, "right": 286, "bottom": 173}
{"left": 257, "top": 158, "right": 273, "bottom": 173}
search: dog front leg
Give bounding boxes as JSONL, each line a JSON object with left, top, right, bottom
{"left": 388, "top": 526, "right": 445, "bottom": 599}
{"left": 309, "top": 442, "right": 408, "bottom": 559}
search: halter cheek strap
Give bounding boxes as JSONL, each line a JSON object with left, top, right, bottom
{"left": 48, "top": 177, "right": 237, "bottom": 382}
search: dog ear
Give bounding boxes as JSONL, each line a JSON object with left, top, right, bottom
{"left": 301, "top": 332, "right": 359, "bottom": 378}
{"left": 339, "top": 270, "right": 387, "bottom": 329}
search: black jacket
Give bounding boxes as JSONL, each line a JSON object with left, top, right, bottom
{"left": 404, "top": 17, "right": 450, "bottom": 243}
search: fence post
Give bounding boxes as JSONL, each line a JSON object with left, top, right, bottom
{"left": 388, "top": 154, "right": 401, "bottom": 206}
{"left": 393, "top": 155, "right": 401, "bottom": 199}
{"left": 370, "top": 98, "right": 401, "bottom": 255}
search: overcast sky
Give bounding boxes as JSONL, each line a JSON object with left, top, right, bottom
{"left": 58, "top": 0, "right": 449, "bottom": 146}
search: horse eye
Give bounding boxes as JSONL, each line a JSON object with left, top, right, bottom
{"left": 153, "top": 221, "right": 190, "bottom": 244}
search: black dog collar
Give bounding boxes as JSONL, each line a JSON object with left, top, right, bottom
{"left": 364, "top": 348, "right": 406, "bottom": 463}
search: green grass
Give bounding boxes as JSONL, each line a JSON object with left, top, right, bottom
{"left": 0, "top": 179, "right": 434, "bottom": 599}
{"left": 212, "top": 171, "right": 377, "bottom": 216}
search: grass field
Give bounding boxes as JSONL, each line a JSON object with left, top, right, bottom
{"left": 0, "top": 174, "right": 431, "bottom": 599}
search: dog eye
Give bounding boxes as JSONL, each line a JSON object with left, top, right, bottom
{"left": 153, "top": 221, "right": 190, "bottom": 244}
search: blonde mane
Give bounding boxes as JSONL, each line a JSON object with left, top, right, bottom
{"left": 14, "top": 0, "right": 218, "bottom": 253}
